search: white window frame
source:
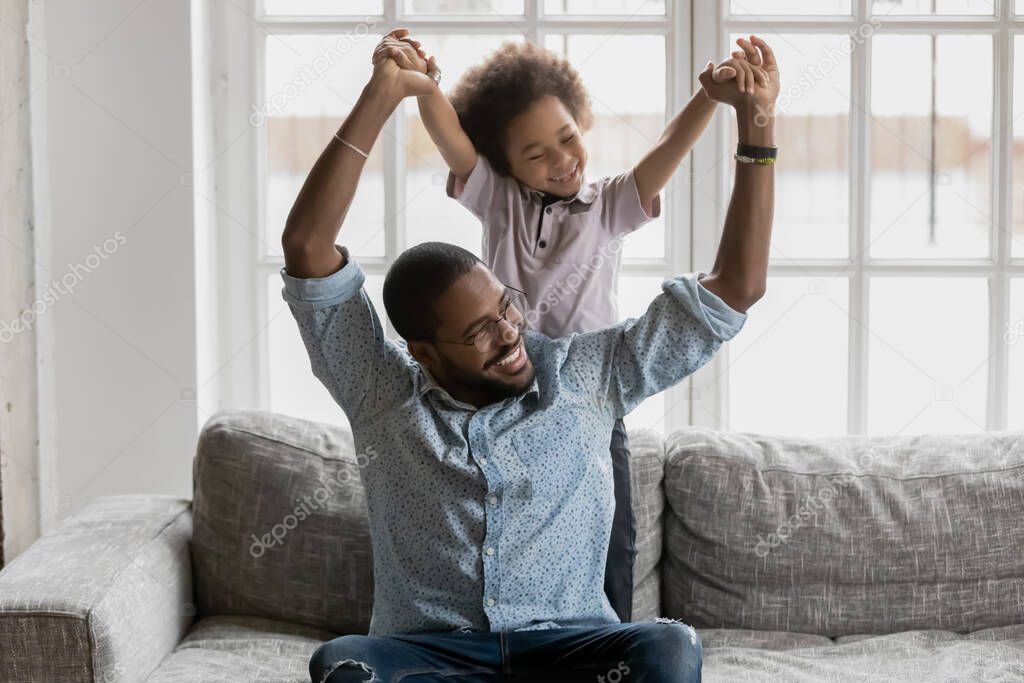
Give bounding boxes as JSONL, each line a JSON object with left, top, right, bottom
{"left": 209, "top": 0, "right": 705, "bottom": 433}
{"left": 690, "top": 0, "right": 1022, "bottom": 434}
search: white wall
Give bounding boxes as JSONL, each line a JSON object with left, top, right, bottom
{"left": 15, "top": 0, "right": 201, "bottom": 557}
{"left": 1, "top": 0, "right": 41, "bottom": 565}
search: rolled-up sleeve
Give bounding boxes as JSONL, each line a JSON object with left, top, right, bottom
{"left": 280, "top": 245, "right": 413, "bottom": 421}
{"left": 565, "top": 271, "right": 746, "bottom": 419}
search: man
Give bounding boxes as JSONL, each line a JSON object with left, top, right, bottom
{"left": 282, "top": 32, "right": 778, "bottom": 683}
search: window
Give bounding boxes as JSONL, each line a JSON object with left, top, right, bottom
{"left": 215, "top": 0, "right": 1021, "bottom": 438}
{"left": 216, "top": 0, "right": 691, "bottom": 434}
{"left": 695, "top": 0, "right": 1022, "bottom": 436}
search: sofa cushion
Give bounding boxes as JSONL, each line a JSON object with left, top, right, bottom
{"left": 191, "top": 410, "right": 374, "bottom": 634}
{"left": 145, "top": 615, "right": 335, "bottom": 683}
{"left": 701, "top": 624, "right": 1024, "bottom": 682}
{"left": 661, "top": 428, "right": 1024, "bottom": 636}
{"left": 626, "top": 428, "right": 667, "bottom": 622}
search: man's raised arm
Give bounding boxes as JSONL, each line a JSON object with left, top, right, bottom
{"left": 696, "top": 35, "right": 780, "bottom": 314}
{"left": 281, "top": 29, "right": 434, "bottom": 278}
{"left": 564, "top": 36, "right": 779, "bottom": 419}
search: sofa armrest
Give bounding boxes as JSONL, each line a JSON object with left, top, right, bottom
{"left": 0, "top": 495, "right": 193, "bottom": 683}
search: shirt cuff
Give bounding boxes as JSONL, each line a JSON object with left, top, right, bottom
{"left": 279, "top": 245, "right": 365, "bottom": 311}
{"left": 664, "top": 271, "right": 747, "bottom": 342}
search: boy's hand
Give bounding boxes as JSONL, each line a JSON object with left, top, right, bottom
{"left": 370, "top": 29, "right": 436, "bottom": 98}
{"left": 700, "top": 35, "right": 779, "bottom": 109}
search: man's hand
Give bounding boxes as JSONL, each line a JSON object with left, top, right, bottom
{"left": 369, "top": 29, "right": 436, "bottom": 99}
{"left": 699, "top": 35, "right": 779, "bottom": 110}
{"left": 708, "top": 54, "right": 767, "bottom": 95}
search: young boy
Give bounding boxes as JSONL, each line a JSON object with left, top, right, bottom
{"left": 375, "top": 30, "right": 768, "bottom": 622}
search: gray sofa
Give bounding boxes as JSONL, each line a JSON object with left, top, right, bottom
{"left": 2, "top": 409, "right": 1023, "bottom": 682}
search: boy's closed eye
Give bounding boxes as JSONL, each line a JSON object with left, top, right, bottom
{"left": 526, "top": 134, "right": 579, "bottom": 162}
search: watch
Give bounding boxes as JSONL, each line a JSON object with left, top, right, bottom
{"left": 735, "top": 143, "right": 778, "bottom": 165}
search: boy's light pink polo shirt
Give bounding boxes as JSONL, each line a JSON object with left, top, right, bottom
{"left": 446, "top": 154, "right": 661, "bottom": 338}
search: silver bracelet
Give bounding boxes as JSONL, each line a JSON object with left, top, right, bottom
{"left": 334, "top": 133, "right": 369, "bottom": 159}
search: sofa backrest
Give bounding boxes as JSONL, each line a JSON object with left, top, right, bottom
{"left": 191, "top": 409, "right": 374, "bottom": 634}
{"left": 627, "top": 429, "right": 668, "bottom": 623}
{"left": 660, "top": 427, "right": 1024, "bottom": 637}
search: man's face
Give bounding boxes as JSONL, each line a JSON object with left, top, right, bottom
{"left": 412, "top": 264, "right": 536, "bottom": 406}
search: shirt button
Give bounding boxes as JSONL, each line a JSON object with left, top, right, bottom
{"left": 538, "top": 240, "right": 547, "bottom": 248}
{"left": 479, "top": 457, "right": 487, "bottom": 466}
{"left": 545, "top": 207, "right": 552, "bottom": 214}
{"left": 487, "top": 495, "right": 498, "bottom": 505}
{"left": 486, "top": 597, "right": 495, "bottom": 607}
{"left": 485, "top": 546, "right": 495, "bottom": 555}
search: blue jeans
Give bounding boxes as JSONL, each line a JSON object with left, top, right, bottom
{"left": 309, "top": 620, "right": 702, "bottom": 683}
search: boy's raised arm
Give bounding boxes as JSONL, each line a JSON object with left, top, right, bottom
{"left": 416, "top": 55, "right": 478, "bottom": 184}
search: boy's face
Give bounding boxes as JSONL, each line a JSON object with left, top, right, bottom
{"left": 503, "top": 95, "right": 588, "bottom": 198}
{"left": 408, "top": 264, "right": 536, "bottom": 407}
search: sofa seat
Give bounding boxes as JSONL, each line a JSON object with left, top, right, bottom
{"left": 701, "top": 624, "right": 1024, "bottom": 681}
{"left": 145, "top": 615, "right": 333, "bottom": 683}
{"left": 142, "top": 618, "right": 1024, "bottom": 682}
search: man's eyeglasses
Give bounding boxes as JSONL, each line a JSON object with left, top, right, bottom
{"left": 435, "top": 285, "right": 529, "bottom": 354}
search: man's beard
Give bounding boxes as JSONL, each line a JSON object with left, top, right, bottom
{"left": 437, "top": 349, "right": 534, "bottom": 403}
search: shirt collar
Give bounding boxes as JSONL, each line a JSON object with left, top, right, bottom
{"left": 417, "top": 362, "right": 540, "bottom": 407}
{"left": 523, "top": 174, "right": 599, "bottom": 207}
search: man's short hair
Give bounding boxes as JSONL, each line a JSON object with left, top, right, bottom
{"left": 383, "top": 241, "right": 484, "bottom": 341}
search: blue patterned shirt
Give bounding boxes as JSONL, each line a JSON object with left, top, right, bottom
{"left": 280, "top": 245, "right": 746, "bottom": 636}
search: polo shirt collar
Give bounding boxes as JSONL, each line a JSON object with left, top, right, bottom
{"left": 524, "top": 174, "right": 599, "bottom": 206}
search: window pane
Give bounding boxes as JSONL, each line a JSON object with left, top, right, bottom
{"left": 873, "top": 0, "right": 994, "bottom": 15}
{"left": 264, "top": 0, "right": 383, "bottom": 15}
{"left": 406, "top": 0, "right": 525, "bottom": 14}
{"left": 868, "top": 277, "right": 988, "bottom": 435}
{"left": 405, "top": 35, "right": 523, "bottom": 254}
{"left": 727, "top": 33, "right": 850, "bottom": 259}
{"left": 728, "top": 277, "right": 849, "bottom": 436}
{"left": 545, "top": 34, "right": 666, "bottom": 258}
{"left": 1018, "top": 0, "right": 1024, "bottom": 14}
{"left": 870, "top": 35, "right": 992, "bottom": 259}
{"left": 618, "top": 276, "right": 668, "bottom": 434}
{"left": 545, "top": 0, "right": 665, "bottom": 15}
{"left": 267, "top": 273, "right": 387, "bottom": 430}
{"left": 1010, "top": 279, "right": 1024, "bottom": 429}
{"left": 264, "top": 35, "right": 385, "bottom": 257}
{"left": 730, "top": 0, "right": 851, "bottom": 15}
{"left": 1015, "top": 37, "right": 1024, "bottom": 258}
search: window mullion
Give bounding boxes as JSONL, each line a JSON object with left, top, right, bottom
{"left": 848, "top": 0, "right": 871, "bottom": 435}
{"left": 526, "top": 0, "right": 540, "bottom": 41}
{"left": 988, "top": 10, "right": 1012, "bottom": 430}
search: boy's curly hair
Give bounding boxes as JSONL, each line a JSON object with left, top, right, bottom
{"left": 449, "top": 41, "right": 593, "bottom": 177}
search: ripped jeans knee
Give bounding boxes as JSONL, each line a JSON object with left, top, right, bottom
{"left": 320, "top": 657, "right": 378, "bottom": 683}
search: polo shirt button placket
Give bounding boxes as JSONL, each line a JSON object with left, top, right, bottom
{"left": 539, "top": 206, "right": 553, "bottom": 250}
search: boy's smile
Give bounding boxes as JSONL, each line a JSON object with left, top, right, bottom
{"left": 504, "top": 94, "right": 588, "bottom": 198}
